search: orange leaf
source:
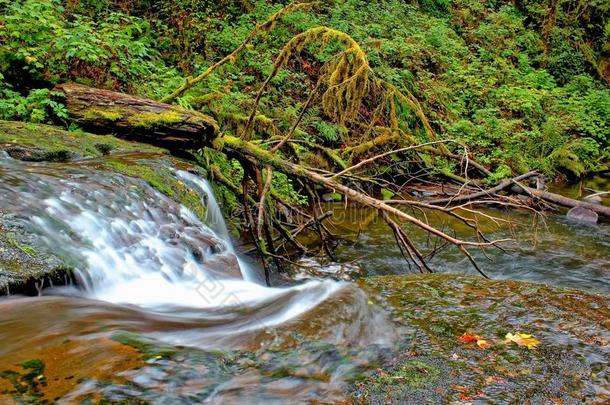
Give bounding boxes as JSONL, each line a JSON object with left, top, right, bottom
{"left": 458, "top": 333, "right": 491, "bottom": 348}
{"left": 458, "top": 333, "right": 480, "bottom": 343}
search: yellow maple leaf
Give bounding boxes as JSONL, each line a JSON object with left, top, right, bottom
{"left": 476, "top": 339, "right": 492, "bottom": 348}
{"left": 505, "top": 333, "right": 540, "bottom": 349}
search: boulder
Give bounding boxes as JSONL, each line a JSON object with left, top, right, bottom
{"left": 566, "top": 206, "right": 599, "bottom": 223}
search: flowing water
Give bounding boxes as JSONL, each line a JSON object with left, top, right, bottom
{"left": 0, "top": 153, "right": 394, "bottom": 403}
{"left": 312, "top": 184, "right": 610, "bottom": 294}
{"left": 0, "top": 152, "right": 608, "bottom": 403}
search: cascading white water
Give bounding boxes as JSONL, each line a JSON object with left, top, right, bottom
{"left": 1, "top": 153, "right": 398, "bottom": 351}
{"left": 176, "top": 170, "right": 260, "bottom": 283}
{"left": 0, "top": 155, "right": 350, "bottom": 339}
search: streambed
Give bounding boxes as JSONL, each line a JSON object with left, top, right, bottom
{"left": 0, "top": 123, "right": 608, "bottom": 404}
{"left": 315, "top": 187, "right": 610, "bottom": 294}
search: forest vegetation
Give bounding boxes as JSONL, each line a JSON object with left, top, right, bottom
{"left": 1, "top": 1, "right": 610, "bottom": 403}
{"left": 1, "top": 0, "right": 609, "bottom": 277}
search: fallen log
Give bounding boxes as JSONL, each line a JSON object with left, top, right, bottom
{"left": 426, "top": 171, "right": 610, "bottom": 218}
{"left": 54, "top": 83, "right": 218, "bottom": 150}
{"left": 528, "top": 188, "right": 610, "bottom": 218}
{"left": 427, "top": 171, "right": 539, "bottom": 205}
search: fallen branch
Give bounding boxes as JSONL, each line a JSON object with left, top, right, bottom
{"left": 221, "top": 135, "right": 510, "bottom": 274}
{"left": 427, "top": 171, "right": 539, "bottom": 205}
{"left": 528, "top": 188, "right": 610, "bottom": 218}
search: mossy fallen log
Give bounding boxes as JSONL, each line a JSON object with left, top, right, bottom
{"left": 54, "top": 83, "right": 218, "bottom": 150}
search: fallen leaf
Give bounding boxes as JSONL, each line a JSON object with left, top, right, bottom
{"left": 505, "top": 332, "right": 540, "bottom": 349}
{"left": 458, "top": 333, "right": 491, "bottom": 349}
{"left": 458, "top": 333, "right": 480, "bottom": 343}
{"left": 458, "top": 393, "right": 473, "bottom": 401}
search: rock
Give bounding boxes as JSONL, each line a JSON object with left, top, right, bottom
{"left": 4, "top": 146, "right": 75, "bottom": 162}
{"left": 566, "top": 206, "right": 598, "bottom": 223}
{"left": 0, "top": 210, "right": 73, "bottom": 296}
{"left": 360, "top": 274, "right": 610, "bottom": 404}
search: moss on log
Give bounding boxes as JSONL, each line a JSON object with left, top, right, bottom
{"left": 54, "top": 83, "right": 219, "bottom": 150}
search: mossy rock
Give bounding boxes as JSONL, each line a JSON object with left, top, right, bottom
{"left": 0, "top": 120, "right": 165, "bottom": 160}
{"left": 0, "top": 121, "right": 212, "bottom": 293}
{"left": 0, "top": 120, "right": 208, "bottom": 223}
{"left": 0, "top": 210, "right": 73, "bottom": 296}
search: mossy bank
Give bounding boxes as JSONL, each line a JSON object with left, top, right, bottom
{"left": 0, "top": 120, "right": 211, "bottom": 295}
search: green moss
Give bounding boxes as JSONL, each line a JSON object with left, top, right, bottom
{"left": 83, "top": 108, "right": 124, "bottom": 122}
{"left": 0, "top": 120, "right": 165, "bottom": 158}
{"left": 104, "top": 159, "right": 207, "bottom": 223}
{"left": 384, "top": 360, "right": 440, "bottom": 389}
{"left": 111, "top": 331, "right": 176, "bottom": 360}
{"left": 127, "top": 110, "right": 183, "bottom": 128}
{"left": 106, "top": 161, "right": 176, "bottom": 198}
{"left": 0, "top": 359, "right": 46, "bottom": 401}
{"left": 5, "top": 233, "right": 37, "bottom": 257}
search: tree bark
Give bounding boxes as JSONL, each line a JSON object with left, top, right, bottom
{"left": 54, "top": 83, "right": 218, "bottom": 150}
{"left": 528, "top": 188, "right": 610, "bottom": 217}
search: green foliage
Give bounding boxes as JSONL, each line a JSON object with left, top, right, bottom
{"left": 1, "top": 0, "right": 608, "bottom": 181}
{"left": 0, "top": 0, "right": 169, "bottom": 90}
{"left": 271, "top": 172, "right": 308, "bottom": 206}
{"left": 315, "top": 121, "right": 346, "bottom": 143}
{"left": 487, "top": 164, "right": 513, "bottom": 184}
{"left": 0, "top": 80, "right": 67, "bottom": 123}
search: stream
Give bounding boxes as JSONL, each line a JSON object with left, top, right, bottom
{"left": 316, "top": 185, "right": 610, "bottom": 294}
{"left": 0, "top": 152, "right": 608, "bottom": 403}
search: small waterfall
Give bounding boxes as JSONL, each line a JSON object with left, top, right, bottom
{"left": 0, "top": 155, "right": 391, "bottom": 347}
{"left": 0, "top": 155, "right": 350, "bottom": 337}
{"left": 176, "top": 170, "right": 259, "bottom": 283}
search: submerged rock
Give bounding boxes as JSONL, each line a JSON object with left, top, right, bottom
{"left": 567, "top": 206, "right": 599, "bottom": 223}
{"left": 357, "top": 274, "right": 610, "bottom": 404}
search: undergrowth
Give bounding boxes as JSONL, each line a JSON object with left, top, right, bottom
{"left": 1, "top": 0, "right": 608, "bottom": 211}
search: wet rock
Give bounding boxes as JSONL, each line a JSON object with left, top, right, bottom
{"left": 361, "top": 274, "right": 610, "bottom": 404}
{"left": 566, "top": 206, "right": 598, "bottom": 223}
{"left": 4, "top": 145, "right": 75, "bottom": 162}
{"left": 0, "top": 210, "right": 73, "bottom": 295}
